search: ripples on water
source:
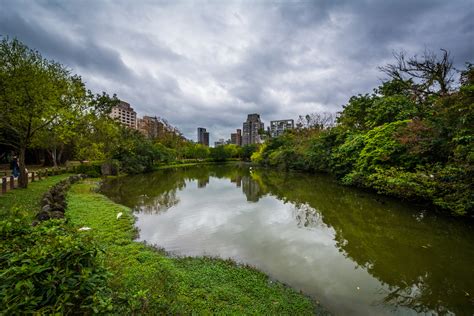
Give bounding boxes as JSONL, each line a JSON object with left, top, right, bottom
{"left": 101, "top": 164, "right": 474, "bottom": 315}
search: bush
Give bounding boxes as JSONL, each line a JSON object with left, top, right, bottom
{"left": 330, "top": 133, "right": 365, "bottom": 178}
{"left": 76, "top": 163, "right": 102, "bottom": 177}
{"left": 0, "top": 220, "right": 112, "bottom": 314}
{"left": 366, "top": 167, "right": 437, "bottom": 200}
{"left": 210, "top": 145, "right": 231, "bottom": 162}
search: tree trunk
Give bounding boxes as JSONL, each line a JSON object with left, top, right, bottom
{"left": 50, "top": 148, "right": 58, "bottom": 168}
{"left": 18, "top": 147, "right": 28, "bottom": 188}
{"left": 57, "top": 144, "right": 64, "bottom": 166}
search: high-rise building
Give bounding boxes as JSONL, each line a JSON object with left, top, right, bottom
{"left": 230, "top": 129, "right": 242, "bottom": 146}
{"left": 197, "top": 127, "right": 209, "bottom": 146}
{"left": 242, "top": 114, "right": 264, "bottom": 145}
{"left": 270, "top": 119, "right": 294, "bottom": 137}
{"left": 138, "top": 116, "right": 164, "bottom": 139}
{"left": 110, "top": 101, "right": 137, "bottom": 129}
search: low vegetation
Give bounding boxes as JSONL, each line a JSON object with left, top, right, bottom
{"left": 0, "top": 175, "right": 71, "bottom": 221}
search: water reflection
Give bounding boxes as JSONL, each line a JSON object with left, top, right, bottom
{"left": 100, "top": 164, "right": 474, "bottom": 315}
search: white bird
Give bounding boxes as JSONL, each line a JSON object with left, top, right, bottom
{"left": 78, "top": 227, "right": 91, "bottom": 231}
{"left": 116, "top": 212, "right": 123, "bottom": 219}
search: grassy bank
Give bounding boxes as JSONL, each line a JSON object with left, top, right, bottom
{"left": 0, "top": 174, "right": 71, "bottom": 221}
{"left": 66, "top": 180, "right": 324, "bottom": 314}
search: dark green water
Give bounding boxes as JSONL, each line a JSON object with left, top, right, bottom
{"left": 100, "top": 164, "right": 474, "bottom": 315}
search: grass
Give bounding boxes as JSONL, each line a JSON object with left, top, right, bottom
{"left": 66, "top": 180, "right": 324, "bottom": 314}
{"left": 0, "top": 174, "right": 71, "bottom": 221}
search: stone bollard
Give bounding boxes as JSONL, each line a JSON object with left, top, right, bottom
{"left": 2, "top": 177, "right": 6, "bottom": 194}
{"left": 38, "top": 171, "right": 42, "bottom": 181}
{"left": 32, "top": 172, "right": 35, "bottom": 182}
{"left": 10, "top": 176, "right": 14, "bottom": 190}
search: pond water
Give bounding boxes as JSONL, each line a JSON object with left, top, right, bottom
{"left": 100, "top": 164, "right": 474, "bottom": 315}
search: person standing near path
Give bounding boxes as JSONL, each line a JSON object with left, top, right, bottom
{"left": 10, "top": 156, "right": 19, "bottom": 178}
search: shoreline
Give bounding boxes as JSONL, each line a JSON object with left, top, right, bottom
{"left": 66, "top": 178, "right": 329, "bottom": 314}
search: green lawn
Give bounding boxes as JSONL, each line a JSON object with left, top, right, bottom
{"left": 0, "top": 174, "right": 70, "bottom": 221}
{"left": 66, "top": 180, "right": 325, "bottom": 314}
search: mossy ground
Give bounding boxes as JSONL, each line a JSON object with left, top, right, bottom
{"left": 66, "top": 180, "right": 323, "bottom": 314}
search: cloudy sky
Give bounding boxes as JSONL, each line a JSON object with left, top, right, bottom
{"left": 1, "top": 1, "right": 472, "bottom": 142}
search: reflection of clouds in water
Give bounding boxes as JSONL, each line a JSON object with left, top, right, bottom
{"left": 292, "top": 202, "right": 330, "bottom": 231}
{"left": 135, "top": 177, "right": 391, "bottom": 315}
{"left": 104, "top": 166, "right": 474, "bottom": 315}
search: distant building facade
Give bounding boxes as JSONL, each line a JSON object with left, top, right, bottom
{"left": 138, "top": 116, "right": 164, "bottom": 139}
{"left": 214, "top": 139, "right": 225, "bottom": 147}
{"left": 230, "top": 129, "right": 242, "bottom": 146}
{"left": 110, "top": 101, "right": 137, "bottom": 128}
{"left": 270, "top": 119, "right": 294, "bottom": 137}
{"left": 197, "top": 127, "right": 209, "bottom": 146}
{"left": 242, "top": 114, "right": 264, "bottom": 145}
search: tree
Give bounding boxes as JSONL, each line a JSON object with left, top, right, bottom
{"left": 241, "top": 144, "right": 258, "bottom": 161}
{"left": 72, "top": 92, "right": 120, "bottom": 162}
{"left": 296, "top": 112, "right": 335, "bottom": 130}
{"left": 336, "top": 94, "right": 376, "bottom": 131}
{"left": 32, "top": 80, "right": 90, "bottom": 167}
{"left": 0, "top": 38, "right": 82, "bottom": 187}
{"left": 379, "top": 49, "right": 454, "bottom": 98}
{"left": 210, "top": 145, "right": 230, "bottom": 162}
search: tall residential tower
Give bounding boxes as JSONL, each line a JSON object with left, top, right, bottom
{"left": 197, "top": 127, "right": 209, "bottom": 146}
{"left": 242, "top": 114, "right": 264, "bottom": 145}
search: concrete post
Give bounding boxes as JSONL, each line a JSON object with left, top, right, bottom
{"left": 2, "top": 177, "right": 6, "bottom": 194}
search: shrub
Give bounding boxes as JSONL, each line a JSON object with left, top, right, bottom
{"left": 366, "top": 167, "right": 437, "bottom": 200}
{"left": 210, "top": 145, "right": 231, "bottom": 162}
{"left": 0, "top": 220, "right": 112, "bottom": 314}
{"left": 76, "top": 163, "right": 102, "bottom": 177}
{"left": 330, "top": 133, "right": 365, "bottom": 178}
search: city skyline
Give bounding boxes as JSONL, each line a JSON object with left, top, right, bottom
{"left": 1, "top": 1, "right": 471, "bottom": 143}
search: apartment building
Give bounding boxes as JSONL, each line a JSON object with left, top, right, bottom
{"left": 137, "top": 116, "right": 164, "bottom": 139}
{"left": 110, "top": 101, "right": 137, "bottom": 129}
{"left": 270, "top": 119, "right": 294, "bottom": 137}
{"left": 230, "top": 129, "right": 242, "bottom": 146}
{"left": 197, "top": 127, "right": 210, "bottom": 146}
{"left": 242, "top": 114, "right": 264, "bottom": 145}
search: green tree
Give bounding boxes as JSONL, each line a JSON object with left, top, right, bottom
{"left": 241, "top": 144, "right": 258, "bottom": 161}
{"left": 0, "top": 38, "right": 82, "bottom": 187}
{"left": 336, "top": 94, "right": 376, "bottom": 131}
{"left": 72, "top": 93, "right": 120, "bottom": 162}
{"left": 210, "top": 145, "right": 230, "bottom": 162}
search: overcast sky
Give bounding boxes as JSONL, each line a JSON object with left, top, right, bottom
{"left": 1, "top": 1, "right": 472, "bottom": 142}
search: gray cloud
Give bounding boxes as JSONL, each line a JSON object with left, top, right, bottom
{"left": 0, "top": 0, "right": 472, "bottom": 143}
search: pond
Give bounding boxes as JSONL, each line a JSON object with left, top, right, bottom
{"left": 100, "top": 164, "right": 474, "bottom": 315}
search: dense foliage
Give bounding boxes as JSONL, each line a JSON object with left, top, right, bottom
{"left": 0, "top": 219, "right": 112, "bottom": 314}
{"left": 254, "top": 58, "right": 473, "bottom": 216}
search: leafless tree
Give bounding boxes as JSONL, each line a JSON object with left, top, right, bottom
{"left": 296, "top": 112, "right": 335, "bottom": 130}
{"left": 379, "top": 49, "right": 454, "bottom": 98}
